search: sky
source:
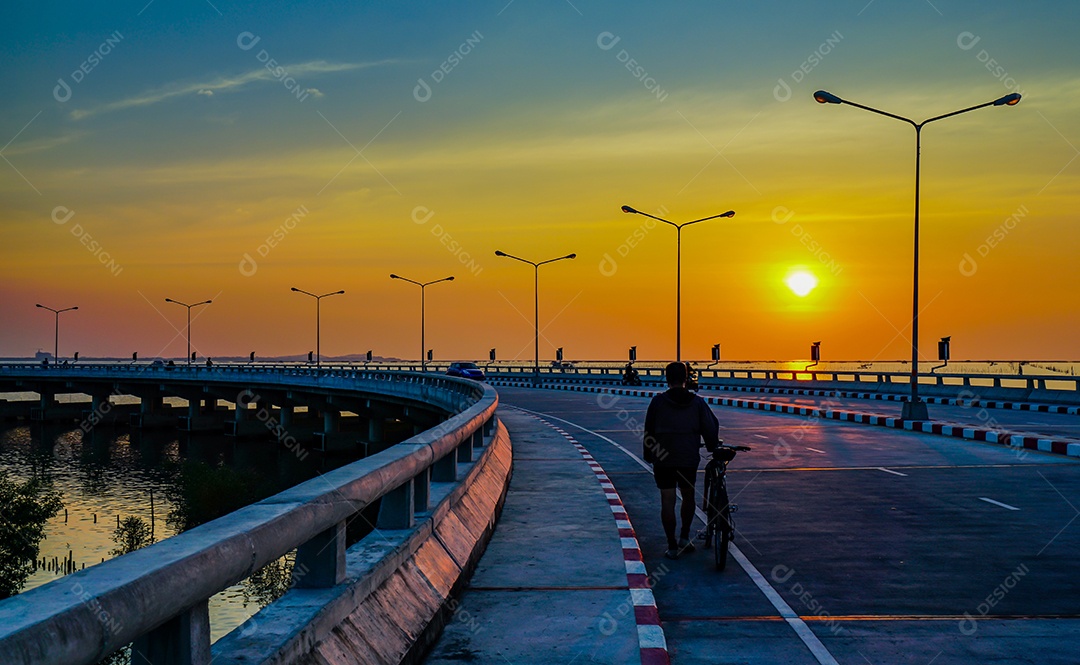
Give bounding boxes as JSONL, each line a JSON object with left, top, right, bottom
{"left": 2, "top": 1, "right": 1078, "bottom": 362}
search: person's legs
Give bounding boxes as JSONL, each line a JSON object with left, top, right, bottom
{"left": 654, "top": 466, "right": 679, "bottom": 555}
{"left": 660, "top": 488, "right": 678, "bottom": 550}
{"left": 676, "top": 468, "right": 698, "bottom": 546}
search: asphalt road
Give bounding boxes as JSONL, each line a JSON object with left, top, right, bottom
{"left": 695, "top": 387, "right": 1080, "bottom": 441}
{"left": 496, "top": 385, "right": 1080, "bottom": 665}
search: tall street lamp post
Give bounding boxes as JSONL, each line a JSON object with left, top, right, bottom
{"left": 35, "top": 304, "right": 78, "bottom": 361}
{"left": 494, "top": 250, "right": 576, "bottom": 381}
{"left": 813, "top": 89, "right": 1021, "bottom": 420}
{"left": 164, "top": 298, "right": 212, "bottom": 365}
{"left": 389, "top": 274, "right": 454, "bottom": 371}
{"left": 290, "top": 288, "right": 344, "bottom": 368}
{"left": 621, "top": 205, "right": 735, "bottom": 362}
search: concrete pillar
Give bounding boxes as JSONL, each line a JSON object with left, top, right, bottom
{"left": 39, "top": 389, "right": 55, "bottom": 412}
{"left": 323, "top": 409, "right": 339, "bottom": 434}
{"left": 234, "top": 399, "right": 249, "bottom": 421}
{"left": 368, "top": 416, "right": 384, "bottom": 444}
{"left": 294, "top": 522, "right": 346, "bottom": 588}
{"left": 377, "top": 480, "right": 415, "bottom": 529}
{"left": 280, "top": 404, "right": 294, "bottom": 429}
{"left": 188, "top": 399, "right": 200, "bottom": 421}
{"left": 131, "top": 599, "right": 210, "bottom": 665}
{"left": 140, "top": 394, "right": 162, "bottom": 414}
{"left": 91, "top": 392, "right": 109, "bottom": 416}
{"left": 202, "top": 397, "right": 217, "bottom": 414}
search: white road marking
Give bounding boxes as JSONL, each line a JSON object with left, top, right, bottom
{"left": 753, "top": 434, "right": 769, "bottom": 439}
{"left": 806, "top": 447, "right": 826, "bottom": 453}
{"left": 979, "top": 497, "right": 1020, "bottom": 511}
{"left": 877, "top": 467, "right": 908, "bottom": 477}
{"left": 507, "top": 404, "right": 841, "bottom": 665}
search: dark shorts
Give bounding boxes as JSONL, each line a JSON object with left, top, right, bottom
{"left": 653, "top": 465, "right": 698, "bottom": 491}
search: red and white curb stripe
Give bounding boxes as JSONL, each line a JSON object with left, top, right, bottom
{"left": 527, "top": 413, "right": 670, "bottom": 665}
{"left": 493, "top": 380, "right": 1080, "bottom": 460}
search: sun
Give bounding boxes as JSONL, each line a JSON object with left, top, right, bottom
{"left": 785, "top": 269, "right": 818, "bottom": 297}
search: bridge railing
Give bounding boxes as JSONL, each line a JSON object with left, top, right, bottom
{"left": 477, "top": 364, "right": 1080, "bottom": 402}
{"left": 0, "top": 369, "right": 497, "bottom": 665}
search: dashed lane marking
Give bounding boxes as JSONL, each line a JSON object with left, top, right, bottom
{"left": 979, "top": 497, "right": 1021, "bottom": 511}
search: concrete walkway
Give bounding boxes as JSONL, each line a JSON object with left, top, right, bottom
{"left": 424, "top": 408, "right": 664, "bottom": 665}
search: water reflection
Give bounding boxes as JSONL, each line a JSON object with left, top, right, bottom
{"left": 0, "top": 418, "right": 362, "bottom": 642}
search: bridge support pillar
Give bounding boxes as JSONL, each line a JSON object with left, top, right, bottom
{"left": 368, "top": 416, "right": 384, "bottom": 444}
{"left": 187, "top": 399, "right": 200, "bottom": 421}
{"left": 141, "top": 394, "right": 162, "bottom": 414}
{"left": 131, "top": 598, "right": 210, "bottom": 665}
{"left": 323, "top": 409, "right": 339, "bottom": 434}
{"left": 202, "top": 397, "right": 217, "bottom": 414}
{"left": 279, "top": 404, "right": 294, "bottom": 430}
{"left": 378, "top": 479, "right": 415, "bottom": 529}
{"left": 295, "top": 522, "right": 346, "bottom": 588}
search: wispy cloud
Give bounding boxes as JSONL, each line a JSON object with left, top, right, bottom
{"left": 69, "top": 59, "right": 402, "bottom": 120}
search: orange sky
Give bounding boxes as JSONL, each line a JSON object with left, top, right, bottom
{"left": 3, "top": 3, "right": 1078, "bottom": 361}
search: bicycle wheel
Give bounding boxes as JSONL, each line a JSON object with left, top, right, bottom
{"left": 712, "top": 478, "right": 731, "bottom": 571}
{"left": 701, "top": 463, "right": 716, "bottom": 549}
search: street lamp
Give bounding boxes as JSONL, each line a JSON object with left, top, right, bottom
{"left": 35, "top": 304, "right": 78, "bottom": 361}
{"left": 813, "top": 89, "right": 1021, "bottom": 420}
{"left": 163, "top": 298, "right": 212, "bottom": 365}
{"left": 494, "top": 250, "right": 576, "bottom": 381}
{"left": 290, "top": 288, "right": 344, "bottom": 368}
{"left": 389, "top": 274, "right": 454, "bottom": 371}
{"left": 621, "top": 205, "right": 735, "bottom": 362}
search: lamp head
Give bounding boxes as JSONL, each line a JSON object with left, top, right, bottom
{"left": 813, "top": 90, "right": 843, "bottom": 104}
{"left": 721, "top": 210, "right": 735, "bottom": 218}
{"left": 72, "top": 306, "right": 79, "bottom": 310}
{"left": 335, "top": 290, "right": 345, "bottom": 295}
{"left": 567, "top": 253, "right": 577, "bottom": 259}
{"left": 446, "top": 276, "right": 455, "bottom": 281}
{"left": 621, "top": 205, "right": 638, "bottom": 214}
{"left": 290, "top": 287, "right": 299, "bottom": 292}
{"left": 994, "top": 92, "right": 1021, "bottom": 106}
{"left": 494, "top": 250, "right": 506, "bottom": 257}
{"left": 164, "top": 298, "right": 175, "bottom": 303}
{"left": 390, "top": 274, "right": 400, "bottom": 280}
{"left": 35, "top": 303, "right": 44, "bottom": 308}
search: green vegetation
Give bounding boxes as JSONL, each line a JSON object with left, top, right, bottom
{"left": 0, "top": 471, "right": 64, "bottom": 599}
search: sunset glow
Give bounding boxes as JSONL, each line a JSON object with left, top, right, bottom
{"left": 2, "top": 3, "right": 1078, "bottom": 361}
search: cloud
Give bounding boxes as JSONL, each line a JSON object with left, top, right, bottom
{"left": 69, "top": 59, "right": 400, "bottom": 120}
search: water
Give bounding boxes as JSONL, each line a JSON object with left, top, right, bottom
{"left": 0, "top": 407, "right": 358, "bottom": 643}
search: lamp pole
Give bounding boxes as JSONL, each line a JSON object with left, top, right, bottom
{"left": 390, "top": 274, "right": 454, "bottom": 371}
{"left": 494, "top": 250, "right": 576, "bottom": 381}
{"left": 290, "top": 288, "right": 344, "bottom": 368}
{"left": 164, "top": 298, "right": 212, "bottom": 365}
{"left": 813, "top": 90, "right": 1021, "bottom": 420}
{"left": 35, "top": 304, "right": 78, "bottom": 361}
{"left": 621, "top": 206, "right": 735, "bottom": 362}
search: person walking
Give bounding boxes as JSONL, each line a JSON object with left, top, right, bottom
{"left": 643, "top": 361, "right": 721, "bottom": 559}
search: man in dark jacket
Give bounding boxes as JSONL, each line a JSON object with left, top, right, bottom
{"left": 643, "top": 361, "right": 721, "bottom": 559}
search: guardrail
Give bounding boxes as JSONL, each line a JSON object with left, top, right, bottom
{"left": 0, "top": 368, "right": 497, "bottom": 665}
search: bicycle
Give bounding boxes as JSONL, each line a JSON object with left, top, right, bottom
{"left": 700, "top": 440, "right": 751, "bottom": 571}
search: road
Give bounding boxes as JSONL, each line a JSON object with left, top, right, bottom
{"left": 496, "top": 385, "right": 1080, "bottom": 664}
{"left": 695, "top": 387, "right": 1080, "bottom": 441}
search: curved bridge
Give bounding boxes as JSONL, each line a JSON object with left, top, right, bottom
{"left": 0, "top": 365, "right": 509, "bottom": 665}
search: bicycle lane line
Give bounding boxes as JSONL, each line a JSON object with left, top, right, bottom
{"left": 507, "top": 403, "right": 842, "bottom": 665}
